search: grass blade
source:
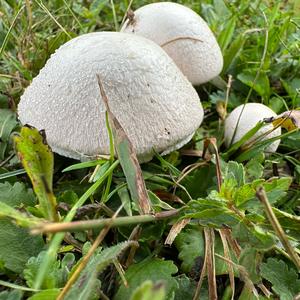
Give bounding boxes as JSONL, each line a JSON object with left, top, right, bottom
{"left": 96, "top": 75, "right": 152, "bottom": 215}
{"left": 0, "top": 169, "right": 26, "bottom": 180}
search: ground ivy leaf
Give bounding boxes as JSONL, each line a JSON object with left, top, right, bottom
{"left": 0, "top": 219, "right": 44, "bottom": 274}
{"left": 0, "top": 289, "right": 23, "bottom": 300}
{"left": 245, "top": 153, "right": 265, "bottom": 181}
{"left": 260, "top": 258, "right": 300, "bottom": 300}
{"left": 130, "top": 280, "right": 166, "bottom": 300}
{"left": 232, "top": 223, "right": 275, "bottom": 250}
{"left": 225, "top": 161, "right": 245, "bottom": 187}
{"left": 24, "top": 251, "right": 75, "bottom": 289}
{"left": 14, "top": 127, "right": 58, "bottom": 221}
{"left": 181, "top": 165, "right": 216, "bottom": 199}
{"left": 234, "top": 183, "right": 256, "bottom": 207}
{"left": 174, "top": 275, "right": 200, "bottom": 300}
{"left": 262, "top": 177, "right": 292, "bottom": 204}
{"left": 114, "top": 258, "right": 178, "bottom": 300}
{"left": 0, "top": 182, "right": 35, "bottom": 207}
{"left": 174, "top": 227, "right": 205, "bottom": 273}
{"left": 185, "top": 207, "right": 240, "bottom": 227}
{"left": 238, "top": 247, "right": 261, "bottom": 284}
{"left": 272, "top": 208, "right": 300, "bottom": 240}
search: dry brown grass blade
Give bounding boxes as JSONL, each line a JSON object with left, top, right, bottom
{"left": 97, "top": 74, "right": 152, "bottom": 215}
{"left": 219, "top": 229, "right": 235, "bottom": 300}
{"left": 164, "top": 218, "right": 190, "bottom": 246}
{"left": 222, "top": 229, "right": 241, "bottom": 258}
{"left": 124, "top": 225, "right": 141, "bottom": 268}
{"left": 214, "top": 253, "right": 259, "bottom": 298}
{"left": 256, "top": 186, "right": 300, "bottom": 270}
{"left": 205, "top": 228, "right": 217, "bottom": 300}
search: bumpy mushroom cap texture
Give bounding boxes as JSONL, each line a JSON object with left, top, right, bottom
{"left": 121, "top": 2, "right": 223, "bottom": 86}
{"left": 18, "top": 32, "right": 204, "bottom": 162}
{"left": 224, "top": 103, "right": 281, "bottom": 153}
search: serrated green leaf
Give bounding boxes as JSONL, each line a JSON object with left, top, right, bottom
{"left": 174, "top": 227, "right": 205, "bottom": 273}
{"left": 225, "top": 161, "right": 245, "bottom": 187}
{"left": 181, "top": 165, "right": 216, "bottom": 199}
{"left": 245, "top": 154, "right": 265, "bottom": 181}
{"left": 239, "top": 247, "right": 261, "bottom": 283}
{"left": 0, "top": 219, "right": 44, "bottom": 274}
{"left": 234, "top": 183, "right": 256, "bottom": 207}
{"left": 14, "top": 127, "right": 58, "bottom": 221}
{"left": 175, "top": 226, "right": 236, "bottom": 277}
{"left": 174, "top": 275, "right": 202, "bottom": 300}
{"left": 24, "top": 251, "right": 75, "bottom": 289}
{"left": 272, "top": 208, "right": 300, "bottom": 240}
{"left": 114, "top": 258, "right": 178, "bottom": 300}
{"left": 185, "top": 207, "right": 240, "bottom": 227}
{"left": 65, "top": 241, "right": 136, "bottom": 300}
{"left": 260, "top": 258, "right": 300, "bottom": 300}
{"left": 262, "top": 177, "right": 292, "bottom": 204}
{"left": 0, "top": 289, "right": 22, "bottom": 300}
{"left": 232, "top": 223, "right": 275, "bottom": 250}
{"left": 0, "top": 182, "right": 35, "bottom": 207}
{"left": 130, "top": 280, "right": 166, "bottom": 300}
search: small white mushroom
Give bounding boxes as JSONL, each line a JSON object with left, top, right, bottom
{"left": 121, "top": 2, "right": 223, "bottom": 86}
{"left": 18, "top": 32, "right": 204, "bottom": 162}
{"left": 224, "top": 103, "right": 281, "bottom": 153}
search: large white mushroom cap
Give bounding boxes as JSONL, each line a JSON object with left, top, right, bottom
{"left": 224, "top": 103, "right": 281, "bottom": 153}
{"left": 121, "top": 2, "right": 223, "bottom": 85}
{"left": 18, "top": 32, "right": 204, "bottom": 162}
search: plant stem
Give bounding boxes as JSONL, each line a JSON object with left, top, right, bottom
{"left": 32, "top": 210, "right": 179, "bottom": 234}
{"left": 256, "top": 186, "right": 300, "bottom": 270}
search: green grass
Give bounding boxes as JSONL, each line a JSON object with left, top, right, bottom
{"left": 0, "top": 0, "right": 300, "bottom": 299}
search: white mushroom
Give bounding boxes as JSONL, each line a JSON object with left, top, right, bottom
{"left": 224, "top": 103, "right": 281, "bottom": 153}
{"left": 18, "top": 32, "right": 204, "bottom": 162}
{"left": 121, "top": 2, "right": 223, "bottom": 86}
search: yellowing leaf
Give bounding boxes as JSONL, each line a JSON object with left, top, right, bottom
{"left": 14, "top": 127, "right": 58, "bottom": 221}
{"left": 265, "top": 110, "right": 300, "bottom": 131}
